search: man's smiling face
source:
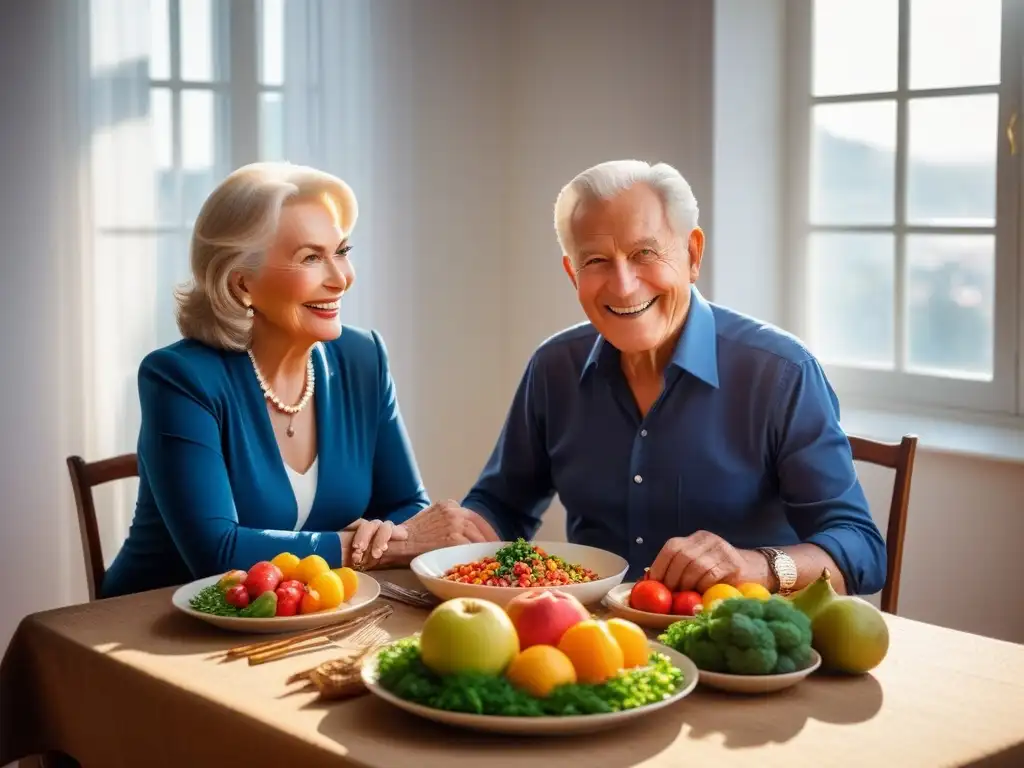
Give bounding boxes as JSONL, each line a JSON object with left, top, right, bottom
{"left": 563, "top": 183, "right": 703, "bottom": 357}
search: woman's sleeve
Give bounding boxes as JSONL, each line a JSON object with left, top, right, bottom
{"left": 363, "top": 331, "right": 431, "bottom": 524}
{"left": 137, "top": 349, "right": 343, "bottom": 576}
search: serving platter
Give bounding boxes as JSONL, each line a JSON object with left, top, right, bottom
{"left": 360, "top": 640, "right": 699, "bottom": 735}
{"left": 171, "top": 572, "right": 380, "bottom": 634}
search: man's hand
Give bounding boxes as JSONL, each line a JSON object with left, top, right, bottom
{"left": 648, "top": 530, "right": 764, "bottom": 593}
{"left": 375, "top": 500, "right": 500, "bottom": 566}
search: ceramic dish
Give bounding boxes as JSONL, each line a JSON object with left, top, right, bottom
{"left": 601, "top": 582, "right": 702, "bottom": 629}
{"left": 171, "top": 572, "right": 380, "bottom": 634}
{"left": 361, "top": 641, "right": 699, "bottom": 735}
{"left": 410, "top": 541, "right": 628, "bottom": 608}
{"left": 696, "top": 649, "right": 822, "bottom": 694}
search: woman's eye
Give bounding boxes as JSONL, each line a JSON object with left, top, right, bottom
{"left": 335, "top": 246, "right": 352, "bottom": 258}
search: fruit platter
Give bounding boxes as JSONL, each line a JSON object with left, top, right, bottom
{"left": 361, "top": 589, "right": 699, "bottom": 735}
{"left": 603, "top": 569, "right": 773, "bottom": 629}
{"left": 171, "top": 552, "right": 380, "bottom": 634}
{"left": 653, "top": 568, "right": 890, "bottom": 694}
{"left": 410, "top": 539, "right": 628, "bottom": 608}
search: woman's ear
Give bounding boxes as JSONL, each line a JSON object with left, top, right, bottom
{"left": 229, "top": 272, "right": 253, "bottom": 315}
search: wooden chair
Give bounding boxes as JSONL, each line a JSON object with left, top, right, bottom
{"left": 848, "top": 434, "right": 918, "bottom": 615}
{"left": 66, "top": 453, "right": 138, "bottom": 601}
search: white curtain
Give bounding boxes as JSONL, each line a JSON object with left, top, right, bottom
{"left": 81, "top": 0, "right": 340, "bottom": 561}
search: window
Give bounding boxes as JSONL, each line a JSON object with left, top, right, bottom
{"left": 85, "top": 0, "right": 320, "bottom": 546}
{"left": 785, "top": 0, "right": 1022, "bottom": 417}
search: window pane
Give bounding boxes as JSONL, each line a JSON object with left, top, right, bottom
{"left": 260, "top": 0, "right": 285, "bottom": 86}
{"left": 910, "top": 0, "right": 1001, "bottom": 90}
{"left": 906, "top": 95, "right": 998, "bottom": 227}
{"left": 808, "top": 233, "right": 895, "bottom": 368}
{"left": 260, "top": 91, "right": 284, "bottom": 160}
{"left": 180, "top": 0, "right": 214, "bottom": 81}
{"left": 181, "top": 89, "right": 218, "bottom": 222}
{"left": 812, "top": 0, "right": 898, "bottom": 96}
{"left": 810, "top": 101, "right": 896, "bottom": 225}
{"left": 150, "top": 0, "right": 171, "bottom": 80}
{"left": 906, "top": 235, "right": 994, "bottom": 379}
{"left": 152, "top": 87, "right": 177, "bottom": 225}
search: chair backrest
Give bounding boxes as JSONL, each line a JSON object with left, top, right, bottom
{"left": 66, "top": 453, "right": 139, "bottom": 601}
{"left": 848, "top": 434, "right": 918, "bottom": 615}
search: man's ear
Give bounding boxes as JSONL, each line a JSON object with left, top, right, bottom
{"left": 562, "top": 254, "right": 578, "bottom": 289}
{"left": 688, "top": 227, "right": 705, "bottom": 283}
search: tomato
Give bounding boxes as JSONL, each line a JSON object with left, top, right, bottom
{"left": 224, "top": 583, "right": 250, "bottom": 609}
{"left": 671, "top": 590, "right": 703, "bottom": 616}
{"left": 274, "top": 585, "right": 303, "bottom": 616}
{"left": 244, "top": 561, "right": 283, "bottom": 599}
{"left": 629, "top": 579, "right": 672, "bottom": 614}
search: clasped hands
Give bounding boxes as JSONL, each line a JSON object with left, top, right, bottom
{"left": 343, "top": 499, "right": 497, "bottom": 569}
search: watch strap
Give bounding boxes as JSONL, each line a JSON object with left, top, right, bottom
{"left": 756, "top": 547, "right": 798, "bottom": 594}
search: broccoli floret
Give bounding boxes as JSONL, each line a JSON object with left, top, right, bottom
{"left": 725, "top": 645, "right": 778, "bottom": 675}
{"left": 659, "top": 595, "right": 814, "bottom": 677}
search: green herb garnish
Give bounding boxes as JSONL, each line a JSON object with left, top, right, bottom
{"left": 188, "top": 584, "right": 241, "bottom": 617}
{"left": 375, "top": 637, "right": 684, "bottom": 717}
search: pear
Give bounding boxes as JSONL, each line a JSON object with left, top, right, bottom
{"left": 787, "top": 567, "right": 838, "bottom": 621}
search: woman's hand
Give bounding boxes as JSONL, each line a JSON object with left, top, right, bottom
{"left": 342, "top": 518, "right": 409, "bottom": 570}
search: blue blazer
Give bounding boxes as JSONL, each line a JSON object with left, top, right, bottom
{"left": 100, "top": 326, "right": 430, "bottom": 598}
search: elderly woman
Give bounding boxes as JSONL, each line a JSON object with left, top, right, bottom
{"left": 100, "top": 162, "right": 428, "bottom": 598}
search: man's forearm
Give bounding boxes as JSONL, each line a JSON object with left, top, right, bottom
{"left": 741, "top": 544, "right": 848, "bottom": 594}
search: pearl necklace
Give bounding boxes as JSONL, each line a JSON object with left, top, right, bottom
{"left": 247, "top": 348, "right": 315, "bottom": 437}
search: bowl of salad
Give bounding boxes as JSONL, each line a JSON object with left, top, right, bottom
{"left": 410, "top": 539, "right": 628, "bottom": 607}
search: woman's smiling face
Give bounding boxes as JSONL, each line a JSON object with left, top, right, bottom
{"left": 241, "top": 195, "right": 355, "bottom": 344}
{"left": 563, "top": 183, "right": 703, "bottom": 357}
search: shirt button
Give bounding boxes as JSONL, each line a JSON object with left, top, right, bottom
{"left": 636, "top": 536, "right": 644, "bottom": 544}
{"left": 640, "top": 429, "right": 648, "bottom": 437}
{"left": 633, "top": 474, "right": 643, "bottom": 484}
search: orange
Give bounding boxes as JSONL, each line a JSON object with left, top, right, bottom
{"left": 737, "top": 582, "right": 771, "bottom": 601}
{"left": 606, "top": 618, "right": 650, "bottom": 668}
{"left": 309, "top": 571, "right": 345, "bottom": 610}
{"left": 332, "top": 567, "right": 359, "bottom": 601}
{"left": 504, "top": 645, "right": 577, "bottom": 697}
{"left": 557, "top": 619, "right": 625, "bottom": 684}
{"left": 702, "top": 583, "right": 743, "bottom": 611}
{"left": 295, "top": 554, "right": 330, "bottom": 585}
{"left": 300, "top": 588, "right": 323, "bottom": 614}
{"left": 271, "top": 552, "right": 301, "bottom": 581}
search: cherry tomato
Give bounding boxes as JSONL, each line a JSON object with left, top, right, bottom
{"left": 671, "top": 590, "right": 703, "bottom": 616}
{"left": 629, "top": 579, "right": 673, "bottom": 614}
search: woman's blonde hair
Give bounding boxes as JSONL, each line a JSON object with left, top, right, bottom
{"left": 175, "top": 161, "right": 359, "bottom": 350}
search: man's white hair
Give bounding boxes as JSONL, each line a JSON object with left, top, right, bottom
{"left": 553, "top": 159, "right": 700, "bottom": 257}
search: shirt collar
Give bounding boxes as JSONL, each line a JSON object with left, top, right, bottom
{"left": 580, "top": 285, "right": 720, "bottom": 388}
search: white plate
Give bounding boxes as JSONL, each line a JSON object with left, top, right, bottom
{"left": 410, "top": 541, "right": 627, "bottom": 608}
{"left": 171, "top": 572, "right": 381, "bottom": 634}
{"left": 601, "top": 583, "right": 702, "bottom": 629}
{"left": 361, "top": 641, "right": 699, "bottom": 735}
{"left": 696, "top": 649, "right": 822, "bottom": 694}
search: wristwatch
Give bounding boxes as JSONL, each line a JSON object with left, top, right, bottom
{"left": 756, "top": 547, "right": 798, "bottom": 595}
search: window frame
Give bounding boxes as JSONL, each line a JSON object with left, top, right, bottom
{"left": 782, "top": 0, "right": 1024, "bottom": 420}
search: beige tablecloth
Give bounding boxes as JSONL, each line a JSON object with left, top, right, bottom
{"left": 2, "top": 569, "right": 1024, "bottom": 768}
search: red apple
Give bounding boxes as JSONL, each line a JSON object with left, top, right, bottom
{"left": 671, "top": 590, "right": 703, "bottom": 616}
{"left": 244, "top": 561, "right": 283, "bottom": 599}
{"left": 505, "top": 589, "right": 590, "bottom": 649}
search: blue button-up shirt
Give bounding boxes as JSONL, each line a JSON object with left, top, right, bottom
{"left": 462, "top": 286, "right": 887, "bottom": 595}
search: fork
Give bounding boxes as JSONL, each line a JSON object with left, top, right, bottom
{"left": 378, "top": 581, "right": 438, "bottom": 609}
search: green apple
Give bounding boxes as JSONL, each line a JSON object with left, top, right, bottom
{"left": 419, "top": 597, "right": 520, "bottom": 676}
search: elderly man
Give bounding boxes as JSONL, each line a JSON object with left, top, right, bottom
{"left": 401, "top": 160, "right": 886, "bottom": 597}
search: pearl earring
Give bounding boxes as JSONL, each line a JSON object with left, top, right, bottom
{"left": 243, "top": 297, "right": 254, "bottom": 318}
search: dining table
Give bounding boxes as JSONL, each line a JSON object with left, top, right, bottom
{"left": 2, "top": 568, "right": 1023, "bottom": 768}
